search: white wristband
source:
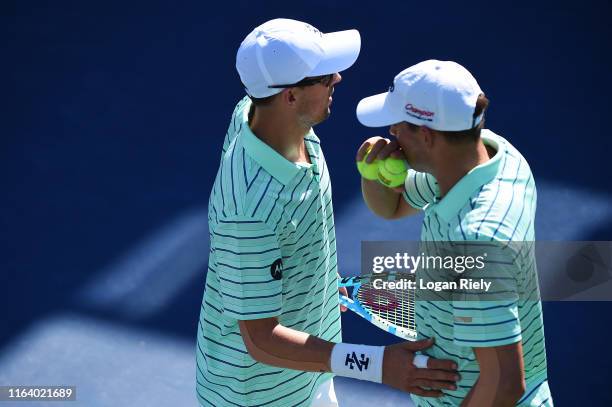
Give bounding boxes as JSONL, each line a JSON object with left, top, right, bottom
{"left": 330, "top": 343, "right": 385, "bottom": 383}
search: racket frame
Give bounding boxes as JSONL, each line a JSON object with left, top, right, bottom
{"left": 339, "top": 274, "right": 417, "bottom": 341}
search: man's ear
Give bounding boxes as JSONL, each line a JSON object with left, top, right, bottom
{"left": 421, "top": 126, "right": 435, "bottom": 148}
{"left": 281, "top": 88, "right": 297, "bottom": 105}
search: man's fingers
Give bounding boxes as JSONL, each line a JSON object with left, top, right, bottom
{"left": 411, "top": 379, "right": 457, "bottom": 391}
{"left": 356, "top": 144, "right": 371, "bottom": 162}
{"left": 378, "top": 140, "right": 400, "bottom": 159}
{"left": 415, "top": 368, "right": 460, "bottom": 382}
{"left": 366, "top": 138, "right": 390, "bottom": 163}
{"left": 405, "top": 386, "right": 443, "bottom": 398}
{"left": 426, "top": 357, "right": 458, "bottom": 371}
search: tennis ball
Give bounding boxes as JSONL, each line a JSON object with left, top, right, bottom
{"left": 356, "top": 150, "right": 380, "bottom": 181}
{"left": 378, "top": 157, "right": 408, "bottom": 188}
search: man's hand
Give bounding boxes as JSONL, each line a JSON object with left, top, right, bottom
{"left": 357, "top": 136, "right": 404, "bottom": 159}
{"left": 382, "top": 338, "right": 459, "bottom": 397}
{"left": 356, "top": 137, "right": 406, "bottom": 192}
{"left": 357, "top": 137, "right": 417, "bottom": 218}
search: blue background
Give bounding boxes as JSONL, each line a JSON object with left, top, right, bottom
{"left": 2, "top": 1, "right": 612, "bottom": 406}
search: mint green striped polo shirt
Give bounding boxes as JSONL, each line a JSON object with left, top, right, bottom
{"left": 196, "top": 97, "right": 341, "bottom": 407}
{"left": 404, "top": 130, "right": 552, "bottom": 407}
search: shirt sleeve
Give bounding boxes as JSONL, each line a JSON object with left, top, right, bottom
{"left": 451, "top": 246, "right": 522, "bottom": 347}
{"left": 211, "top": 216, "right": 283, "bottom": 320}
{"left": 402, "top": 170, "right": 440, "bottom": 210}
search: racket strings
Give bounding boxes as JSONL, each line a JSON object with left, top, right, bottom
{"left": 356, "top": 282, "right": 416, "bottom": 331}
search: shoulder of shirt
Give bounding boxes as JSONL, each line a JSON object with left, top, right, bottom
{"left": 218, "top": 139, "right": 276, "bottom": 208}
{"left": 458, "top": 190, "right": 523, "bottom": 242}
{"left": 451, "top": 130, "right": 533, "bottom": 241}
{"left": 216, "top": 97, "right": 276, "bottom": 221}
{"left": 482, "top": 129, "right": 531, "bottom": 167}
{"left": 227, "top": 96, "right": 251, "bottom": 138}
{"left": 213, "top": 158, "right": 279, "bottom": 229}
{"left": 231, "top": 95, "right": 251, "bottom": 119}
{"left": 222, "top": 95, "right": 252, "bottom": 161}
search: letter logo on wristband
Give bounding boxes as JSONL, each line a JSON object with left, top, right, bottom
{"left": 331, "top": 343, "right": 384, "bottom": 383}
{"left": 345, "top": 352, "right": 370, "bottom": 371}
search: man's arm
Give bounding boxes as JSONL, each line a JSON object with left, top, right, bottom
{"left": 356, "top": 136, "right": 428, "bottom": 219}
{"left": 361, "top": 177, "right": 418, "bottom": 219}
{"left": 239, "top": 318, "right": 460, "bottom": 397}
{"left": 239, "top": 317, "right": 333, "bottom": 372}
{"left": 460, "top": 342, "right": 526, "bottom": 407}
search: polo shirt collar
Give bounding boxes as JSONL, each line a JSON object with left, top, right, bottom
{"left": 431, "top": 131, "right": 505, "bottom": 222}
{"left": 240, "top": 100, "right": 311, "bottom": 186}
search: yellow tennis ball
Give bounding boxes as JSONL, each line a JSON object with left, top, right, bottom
{"left": 356, "top": 150, "right": 380, "bottom": 181}
{"left": 378, "top": 157, "right": 408, "bottom": 187}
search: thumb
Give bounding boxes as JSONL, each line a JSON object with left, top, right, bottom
{"left": 402, "top": 337, "right": 434, "bottom": 351}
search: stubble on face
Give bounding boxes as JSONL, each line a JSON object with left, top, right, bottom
{"left": 296, "top": 85, "right": 334, "bottom": 129}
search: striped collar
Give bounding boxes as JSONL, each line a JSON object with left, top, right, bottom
{"left": 429, "top": 130, "right": 506, "bottom": 222}
{"left": 240, "top": 99, "right": 315, "bottom": 186}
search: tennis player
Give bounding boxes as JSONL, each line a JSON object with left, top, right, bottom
{"left": 356, "top": 60, "right": 552, "bottom": 406}
{"left": 196, "top": 21, "right": 459, "bottom": 407}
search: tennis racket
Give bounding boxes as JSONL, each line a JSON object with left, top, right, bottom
{"left": 338, "top": 273, "right": 417, "bottom": 341}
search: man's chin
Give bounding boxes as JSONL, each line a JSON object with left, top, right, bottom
{"left": 313, "top": 110, "right": 331, "bottom": 126}
{"left": 408, "top": 162, "right": 428, "bottom": 173}
{"left": 404, "top": 156, "right": 420, "bottom": 171}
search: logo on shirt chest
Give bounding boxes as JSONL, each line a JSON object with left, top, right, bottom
{"left": 270, "top": 259, "right": 283, "bottom": 280}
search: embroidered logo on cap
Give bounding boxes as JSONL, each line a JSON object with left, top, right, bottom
{"left": 270, "top": 259, "right": 283, "bottom": 280}
{"left": 405, "top": 103, "right": 434, "bottom": 122}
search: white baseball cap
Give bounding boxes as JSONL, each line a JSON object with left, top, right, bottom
{"left": 356, "top": 60, "right": 484, "bottom": 131}
{"left": 236, "top": 18, "right": 361, "bottom": 98}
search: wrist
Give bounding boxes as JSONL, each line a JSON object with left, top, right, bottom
{"left": 330, "top": 343, "right": 385, "bottom": 383}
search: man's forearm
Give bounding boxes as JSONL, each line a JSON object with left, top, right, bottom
{"left": 460, "top": 375, "right": 523, "bottom": 407}
{"left": 462, "top": 343, "right": 526, "bottom": 407}
{"left": 461, "top": 341, "right": 525, "bottom": 407}
{"left": 240, "top": 319, "right": 335, "bottom": 372}
{"left": 361, "top": 178, "right": 401, "bottom": 219}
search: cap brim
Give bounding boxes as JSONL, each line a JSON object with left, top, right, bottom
{"left": 310, "top": 29, "right": 361, "bottom": 76}
{"left": 356, "top": 92, "right": 402, "bottom": 127}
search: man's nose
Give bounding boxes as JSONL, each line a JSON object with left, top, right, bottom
{"left": 332, "top": 72, "right": 342, "bottom": 85}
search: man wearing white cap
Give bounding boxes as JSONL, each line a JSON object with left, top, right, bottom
{"left": 196, "top": 22, "right": 459, "bottom": 407}
{"left": 356, "top": 60, "right": 552, "bottom": 406}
